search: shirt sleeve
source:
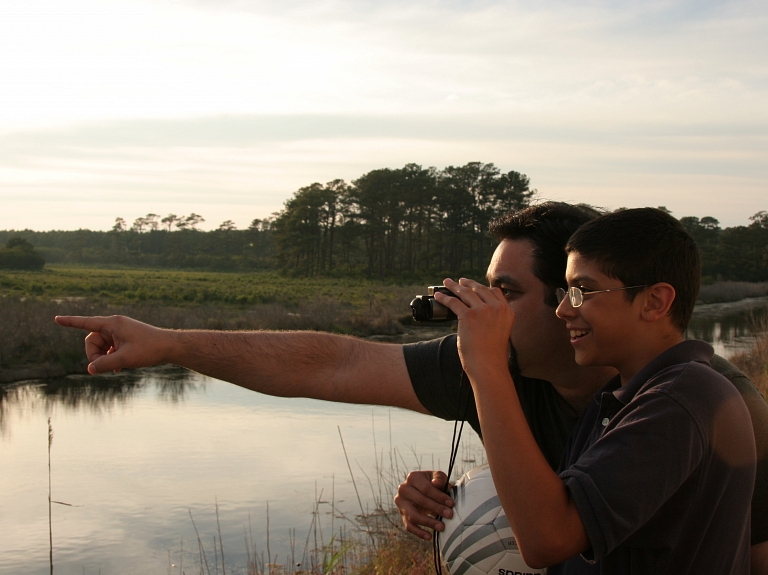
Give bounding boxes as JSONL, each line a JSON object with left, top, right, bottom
{"left": 403, "top": 334, "right": 482, "bottom": 437}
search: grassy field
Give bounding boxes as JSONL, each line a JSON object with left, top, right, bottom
{"left": 0, "top": 266, "right": 432, "bottom": 374}
{"left": 0, "top": 265, "right": 429, "bottom": 308}
{"left": 4, "top": 266, "right": 766, "bottom": 306}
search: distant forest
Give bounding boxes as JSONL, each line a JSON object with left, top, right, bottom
{"left": 1, "top": 161, "right": 767, "bottom": 282}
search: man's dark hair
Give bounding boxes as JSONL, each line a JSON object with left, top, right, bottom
{"left": 490, "top": 202, "right": 602, "bottom": 306}
{"left": 565, "top": 207, "right": 701, "bottom": 332}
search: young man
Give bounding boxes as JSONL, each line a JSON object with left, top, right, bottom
{"left": 55, "top": 203, "right": 768, "bottom": 570}
{"left": 429, "top": 208, "right": 755, "bottom": 573}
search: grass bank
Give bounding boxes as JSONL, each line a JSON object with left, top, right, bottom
{"left": 0, "top": 291, "right": 423, "bottom": 381}
{"left": 698, "top": 281, "right": 768, "bottom": 304}
{"left": 729, "top": 315, "right": 768, "bottom": 396}
{"left": 0, "top": 265, "right": 427, "bottom": 308}
{"left": 1, "top": 266, "right": 431, "bottom": 379}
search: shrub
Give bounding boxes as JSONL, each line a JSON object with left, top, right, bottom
{"left": 0, "top": 237, "right": 45, "bottom": 270}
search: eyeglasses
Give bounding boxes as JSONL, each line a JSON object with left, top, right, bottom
{"left": 555, "top": 285, "right": 649, "bottom": 308}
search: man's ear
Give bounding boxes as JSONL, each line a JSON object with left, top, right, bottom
{"left": 640, "top": 283, "right": 676, "bottom": 322}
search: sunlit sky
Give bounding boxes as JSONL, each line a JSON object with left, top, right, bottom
{"left": 1, "top": 0, "right": 766, "bottom": 231}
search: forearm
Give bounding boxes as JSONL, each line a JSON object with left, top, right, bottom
{"left": 165, "top": 329, "right": 426, "bottom": 411}
{"left": 470, "top": 364, "right": 588, "bottom": 567}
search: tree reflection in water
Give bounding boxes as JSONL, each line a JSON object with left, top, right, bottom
{"left": 0, "top": 365, "right": 199, "bottom": 434}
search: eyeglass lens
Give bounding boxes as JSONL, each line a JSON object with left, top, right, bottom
{"left": 555, "top": 287, "right": 583, "bottom": 307}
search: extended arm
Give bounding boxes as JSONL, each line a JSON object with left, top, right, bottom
{"left": 436, "top": 279, "right": 589, "bottom": 568}
{"left": 54, "top": 315, "right": 427, "bottom": 412}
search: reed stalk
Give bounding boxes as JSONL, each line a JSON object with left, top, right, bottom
{"left": 48, "top": 417, "right": 54, "bottom": 575}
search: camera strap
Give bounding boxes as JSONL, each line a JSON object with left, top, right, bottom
{"left": 433, "top": 369, "right": 472, "bottom": 575}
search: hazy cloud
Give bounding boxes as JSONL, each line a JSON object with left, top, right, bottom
{"left": 0, "top": 0, "right": 766, "bottom": 230}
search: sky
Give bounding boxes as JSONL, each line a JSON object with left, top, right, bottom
{"left": 0, "top": 0, "right": 766, "bottom": 232}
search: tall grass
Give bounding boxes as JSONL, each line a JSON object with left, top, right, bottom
{"left": 729, "top": 314, "right": 768, "bottom": 397}
{"left": 175, "top": 424, "right": 486, "bottom": 575}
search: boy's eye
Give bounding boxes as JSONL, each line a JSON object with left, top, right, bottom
{"left": 579, "top": 286, "right": 596, "bottom": 294}
{"left": 499, "top": 288, "right": 519, "bottom": 298}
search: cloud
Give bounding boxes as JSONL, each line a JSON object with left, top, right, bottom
{"left": 0, "top": 0, "right": 766, "bottom": 230}
{"left": 1, "top": 112, "right": 765, "bottom": 231}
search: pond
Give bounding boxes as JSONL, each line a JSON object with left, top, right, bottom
{"left": 685, "top": 296, "right": 768, "bottom": 357}
{"left": 1, "top": 361, "right": 484, "bottom": 575}
{"left": 1, "top": 298, "right": 766, "bottom": 575}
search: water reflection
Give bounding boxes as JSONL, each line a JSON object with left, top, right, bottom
{"left": 1, "top": 368, "right": 480, "bottom": 575}
{"left": 686, "top": 297, "right": 768, "bottom": 357}
{"left": 0, "top": 366, "right": 200, "bottom": 434}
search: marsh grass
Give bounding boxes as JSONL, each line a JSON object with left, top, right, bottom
{"left": 0, "top": 265, "right": 428, "bottom": 378}
{"left": 176, "top": 422, "right": 486, "bottom": 575}
{"left": 729, "top": 314, "right": 768, "bottom": 396}
{"left": 180, "top": 467, "right": 430, "bottom": 575}
{"left": 0, "top": 288, "right": 417, "bottom": 377}
{"left": 0, "top": 266, "right": 424, "bottom": 309}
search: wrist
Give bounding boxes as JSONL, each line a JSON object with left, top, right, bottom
{"left": 464, "top": 361, "right": 513, "bottom": 391}
{"left": 158, "top": 327, "right": 183, "bottom": 365}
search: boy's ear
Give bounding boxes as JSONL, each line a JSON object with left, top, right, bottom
{"left": 640, "top": 283, "right": 676, "bottom": 323}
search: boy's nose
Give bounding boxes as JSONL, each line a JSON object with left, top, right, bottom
{"left": 555, "top": 296, "right": 576, "bottom": 320}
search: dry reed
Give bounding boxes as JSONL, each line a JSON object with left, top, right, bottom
{"left": 728, "top": 314, "right": 768, "bottom": 397}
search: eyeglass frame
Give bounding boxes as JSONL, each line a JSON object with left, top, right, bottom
{"left": 555, "top": 285, "right": 649, "bottom": 308}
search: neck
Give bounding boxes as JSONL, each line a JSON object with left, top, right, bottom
{"left": 618, "top": 332, "right": 684, "bottom": 385}
{"left": 548, "top": 364, "right": 617, "bottom": 415}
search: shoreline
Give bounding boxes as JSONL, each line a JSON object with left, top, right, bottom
{"left": 0, "top": 361, "right": 89, "bottom": 384}
{"left": 2, "top": 297, "right": 765, "bottom": 387}
{"left": 691, "top": 295, "right": 768, "bottom": 319}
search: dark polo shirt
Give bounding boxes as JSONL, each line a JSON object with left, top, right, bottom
{"left": 551, "top": 341, "right": 754, "bottom": 575}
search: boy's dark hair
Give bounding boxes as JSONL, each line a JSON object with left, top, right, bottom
{"left": 565, "top": 207, "right": 701, "bottom": 332}
{"left": 490, "top": 202, "right": 602, "bottom": 306}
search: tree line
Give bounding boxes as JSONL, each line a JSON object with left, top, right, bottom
{"left": 0, "top": 161, "right": 766, "bottom": 282}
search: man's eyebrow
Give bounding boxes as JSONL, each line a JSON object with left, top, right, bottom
{"left": 487, "top": 274, "right": 523, "bottom": 289}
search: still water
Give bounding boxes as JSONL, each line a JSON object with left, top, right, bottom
{"left": 685, "top": 296, "right": 768, "bottom": 357}
{"left": 1, "top": 298, "right": 766, "bottom": 575}
{"left": 1, "top": 362, "right": 484, "bottom": 575}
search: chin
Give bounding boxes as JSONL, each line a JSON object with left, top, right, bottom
{"left": 573, "top": 352, "right": 597, "bottom": 367}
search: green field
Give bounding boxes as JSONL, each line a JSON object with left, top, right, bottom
{"left": 0, "top": 266, "right": 432, "bottom": 373}
{"left": 0, "top": 265, "right": 429, "bottom": 309}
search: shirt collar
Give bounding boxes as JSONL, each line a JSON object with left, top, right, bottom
{"left": 591, "top": 340, "right": 714, "bottom": 407}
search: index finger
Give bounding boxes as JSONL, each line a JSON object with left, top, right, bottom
{"left": 457, "top": 278, "right": 506, "bottom": 304}
{"left": 55, "top": 315, "right": 110, "bottom": 332}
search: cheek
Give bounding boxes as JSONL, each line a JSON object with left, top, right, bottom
{"left": 511, "top": 309, "right": 559, "bottom": 348}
